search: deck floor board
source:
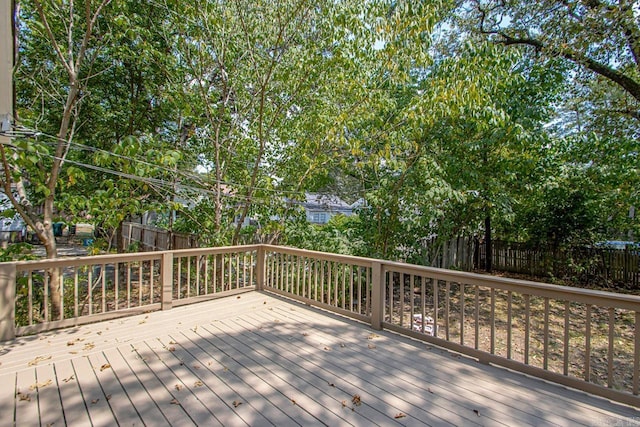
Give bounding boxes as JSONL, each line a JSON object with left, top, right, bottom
{"left": 1, "top": 291, "right": 640, "bottom": 426}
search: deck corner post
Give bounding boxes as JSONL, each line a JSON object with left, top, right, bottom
{"left": 371, "top": 261, "right": 384, "bottom": 330}
{"left": 0, "top": 262, "right": 16, "bottom": 341}
{"left": 161, "top": 252, "right": 173, "bottom": 310}
{"left": 256, "top": 245, "right": 266, "bottom": 291}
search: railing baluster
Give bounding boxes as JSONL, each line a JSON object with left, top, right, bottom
{"left": 608, "top": 307, "right": 615, "bottom": 388}
{"left": 460, "top": 283, "right": 465, "bottom": 346}
{"left": 87, "top": 267, "right": 92, "bottom": 315}
{"left": 490, "top": 288, "right": 495, "bottom": 354}
{"left": 150, "top": 260, "right": 155, "bottom": 303}
{"left": 564, "top": 301, "right": 570, "bottom": 375}
{"left": 586, "top": 304, "right": 592, "bottom": 382}
{"left": 399, "top": 272, "right": 405, "bottom": 327}
{"left": 127, "top": 262, "right": 131, "bottom": 309}
{"left": 445, "top": 281, "right": 450, "bottom": 341}
{"left": 525, "top": 294, "right": 530, "bottom": 365}
{"left": 341, "top": 264, "right": 346, "bottom": 310}
{"left": 433, "top": 279, "right": 439, "bottom": 338}
{"left": 74, "top": 270, "right": 79, "bottom": 318}
{"left": 474, "top": 285, "right": 480, "bottom": 350}
{"left": 507, "top": 291, "right": 512, "bottom": 359}
{"left": 421, "top": 276, "right": 426, "bottom": 335}
{"left": 28, "top": 272, "right": 33, "bottom": 325}
{"left": 101, "top": 264, "right": 106, "bottom": 313}
{"left": 213, "top": 255, "right": 218, "bottom": 293}
{"left": 357, "top": 267, "right": 362, "bottom": 314}
{"left": 349, "top": 266, "right": 354, "bottom": 312}
{"left": 59, "top": 271, "right": 64, "bottom": 320}
{"left": 388, "top": 271, "right": 394, "bottom": 324}
{"left": 634, "top": 312, "right": 639, "bottom": 395}
{"left": 177, "top": 258, "right": 182, "bottom": 299}
{"left": 236, "top": 253, "right": 240, "bottom": 290}
{"left": 410, "top": 275, "right": 415, "bottom": 332}
{"left": 544, "top": 297, "right": 550, "bottom": 370}
{"left": 138, "top": 262, "right": 143, "bottom": 306}
{"left": 204, "top": 256, "right": 209, "bottom": 294}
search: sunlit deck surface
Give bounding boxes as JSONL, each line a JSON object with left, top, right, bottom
{"left": 1, "top": 291, "right": 639, "bottom": 426}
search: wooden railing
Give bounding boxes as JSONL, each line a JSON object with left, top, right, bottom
{"left": 1, "top": 244, "right": 639, "bottom": 407}
{"left": 0, "top": 245, "right": 259, "bottom": 338}
{"left": 261, "top": 245, "right": 640, "bottom": 408}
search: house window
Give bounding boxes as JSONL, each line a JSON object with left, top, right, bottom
{"left": 311, "top": 212, "right": 328, "bottom": 224}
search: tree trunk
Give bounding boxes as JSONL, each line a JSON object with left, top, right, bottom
{"left": 485, "top": 214, "right": 492, "bottom": 273}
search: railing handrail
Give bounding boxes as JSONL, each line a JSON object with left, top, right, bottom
{"left": 264, "top": 244, "right": 640, "bottom": 310}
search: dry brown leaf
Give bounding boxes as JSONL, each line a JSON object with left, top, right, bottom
{"left": 340, "top": 343, "right": 346, "bottom": 348}
{"left": 63, "top": 375, "right": 75, "bottom": 383}
{"left": 263, "top": 301, "right": 267, "bottom": 304}
{"left": 83, "top": 343, "right": 95, "bottom": 351}
{"left": 17, "top": 392, "right": 30, "bottom": 402}
{"left": 324, "top": 346, "right": 331, "bottom": 351}
{"left": 236, "top": 296, "right": 241, "bottom": 299}
{"left": 106, "top": 394, "right": 112, "bottom": 401}
{"left": 367, "top": 333, "right": 378, "bottom": 340}
{"left": 100, "top": 364, "right": 111, "bottom": 371}
{"left": 91, "top": 399, "right": 99, "bottom": 405}
{"left": 29, "top": 379, "right": 52, "bottom": 390}
{"left": 192, "top": 364, "right": 201, "bottom": 370}
{"left": 28, "top": 355, "right": 51, "bottom": 366}
{"left": 427, "top": 387, "right": 433, "bottom": 394}
{"left": 367, "top": 344, "right": 376, "bottom": 349}
{"left": 327, "top": 382, "right": 335, "bottom": 387}
{"left": 169, "top": 340, "right": 177, "bottom": 345}
{"left": 194, "top": 381, "right": 203, "bottom": 387}
{"left": 473, "top": 409, "right": 480, "bottom": 417}
{"left": 394, "top": 413, "right": 406, "bottom": 419}
{"left": 167, "top": 346, "right": 176, "bottom": 352}
{"left": 290, "top": 398, "right": 296, "bottom": 405}
{"left": 174, "top": 384, "right": 183, "bottom": 391}
{"left": 302, "top": 332, "right": 309, "bottom": 337}
{"left": 232, "top": 400, "right": 242, "bottom": 408}
{"left": 170, "top": 398, "right": 179, "bottom": 405}
{"left": 341, "top": 400, "right": 347, "bottom": 408}
{"left": 351, "top": 394, "right": 361, "bottom": 406}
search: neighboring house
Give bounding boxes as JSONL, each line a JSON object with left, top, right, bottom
{"left": 301, "top": 193, "right": 359, "bottom": 224}
{"left": 0, "top": 191, "right": 26, "bottom": 242}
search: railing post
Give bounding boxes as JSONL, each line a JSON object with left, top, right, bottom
{"left": 161, "top": 252, "right": 173, "bottom": 310}
{"left": 256, "top": 246, "right": 265, "bottom": 291}
{"left": 371, "top": 261, "right": 384, "bottom": 330}
{"left": 0, "top": 262, "right": 16, "bottom": 341}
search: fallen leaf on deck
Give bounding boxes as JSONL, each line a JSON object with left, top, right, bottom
{"left": 193, "top": 364, "right": 201, "bottom": 370}
{"left": 28, "top": 355, "right": 51, "bottom": 366}
{"left": 30, "top": 379, "right": 52, "bottom": 390}
{"left": 170, "top": 398, "right": 179, "bottom": 405}
{"left": 63, "top": 375, "right": 75, "bottom": 383}
{"left": 194, "top": 381, "right": 203, "bottom": 387}
{"left": 233, "top": 400, "right": 242, "bottom": 408}
{"left": 352, "top": 394, "right": 361, "bottom": 406}
{"left": 324, "top": 346, "right": 331, "bottom": 351}
{"left": 18, "top": 392, "right": 30, "bottom": 401}
{"left": 169, "top": 340, "right": 177, "bottom": 345}
{"left": 69, "top": 351, "right": 78, "bottom": 355}
{"left": 97, "top": 331, "right": 103, "bottom": 335}
{"left": 83, "top": 343, "right": 95, "bottom": 351}
{"left": 427, "top": 387, "right": 433, "bottom": 394}
{"left": 340, "top": 343, "right": 346, "bottom": 348}
{"left": 367, "top": 333, "right": 378, "bottom": 340}
{"left": 236, "top": 296, "right": 241, "bottom": 299}
{"left": 174, "top": 384, "right": 183, "bottom": 391}
{"left": 302, "top": 332, "right": 309, "bottom": 336}
{"left": 167, "top": 346, "right": 176, "bottom": 352}
{"left": 100, "top": 364, "right": 111, "bottom": 371}
{"left": 328, "top": 382, "right": 335, "bottom": 387}
{"left": 290, "top": 398, "right": 296, "bottom": 405}
{"left": 473, "top": 409, "right": 480, "bottom": 417}
{"left": 106, "top": 394, "right": 112, "bottom": 401}
{"left": 263, "top": 301, "right": 267, "bottom": 304}
{"left": 368, "top": 344, "right": 376, "bottom": 349}
{"left": 394, "top": 413, "right": 406, "bottom": 419}
{"left": 341, "top": 400, "right": 347, "bottom": 408}
{"left": 91, "top": 399, "right": 99, "bottom": 405}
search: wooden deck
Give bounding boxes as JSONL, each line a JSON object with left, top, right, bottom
{"left": 1, "top": 291, "right": 639, "bottom": 426}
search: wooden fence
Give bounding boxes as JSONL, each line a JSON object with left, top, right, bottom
{"left": 423, "top": 237, "right": 640, "bottom": 288}
{"left": 121, "top": 222, "right": 199, "bottom": 251}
